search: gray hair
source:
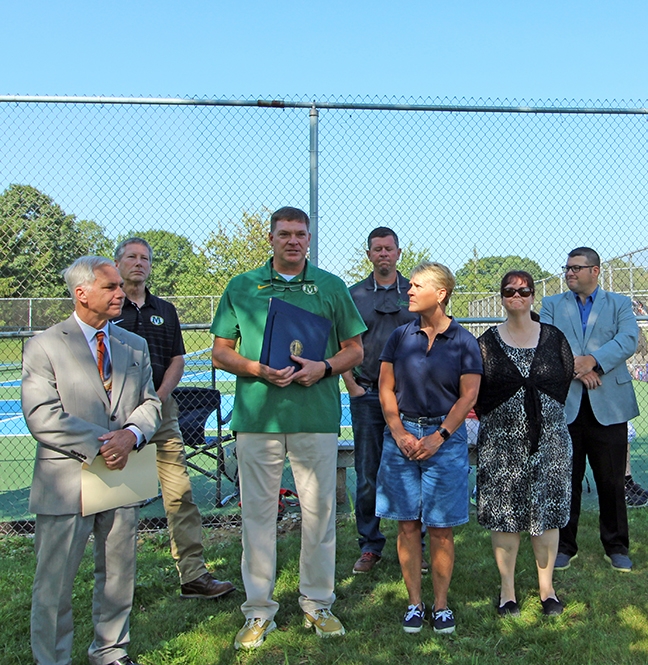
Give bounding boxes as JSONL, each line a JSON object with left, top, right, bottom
{"left": 62, "top": 256, "right": 115, "bottom": 301}
{"left": 114, "top": 237, "right": 154, "bottom": 262}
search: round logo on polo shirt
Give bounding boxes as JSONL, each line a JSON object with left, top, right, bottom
{"left": 150, "top": 316, "right": 164, "bottom": 326}
{"left": 302, "top": 284, "right": 318, "bottom": 295}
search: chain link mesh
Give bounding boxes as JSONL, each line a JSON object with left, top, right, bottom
{"left": 1, "top": 95, "right": 647, "bottom": 533}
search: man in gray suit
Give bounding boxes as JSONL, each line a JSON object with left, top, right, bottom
{"left": 22, "top": 256, "right": 162, "bottom": 665}
{"left": 540, "top": 247, "right": 639, "bottom": 572}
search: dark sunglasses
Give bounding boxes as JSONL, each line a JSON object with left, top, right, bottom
{"left": 501, "top": 286, "right": 534, "bottom": 298}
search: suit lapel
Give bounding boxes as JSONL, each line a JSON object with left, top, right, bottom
{"left": 562, "top": 292, "right": 584, "bottom": 346}
{"left": 108, "top": 323, "right": 130, "bottom": 407}
{"left": 59, "top": 316, "right": 111, "bottom": 408}
{"left": 584, "top": 288, "right": 606, "bottom": 347}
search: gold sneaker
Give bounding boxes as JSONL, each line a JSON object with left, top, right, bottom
{"left": 234, "top": 618, "right": 277, "bottom": 650}
{"left": 304, "top": 609, "right": 346, "bottom": 637}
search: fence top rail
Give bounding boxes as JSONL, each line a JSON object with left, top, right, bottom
{"left": 0, "top": 322, "right": 220, "bottom": 338}
{"left": 2, "top": 317, "right": 648, "bottom": 339}
{"left": 2, "top": 95, "right": 648, "bottom": 116}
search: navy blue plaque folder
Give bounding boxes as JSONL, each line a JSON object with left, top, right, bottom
{"left": 260, "top": 298, "right": 333, "bottom": 370}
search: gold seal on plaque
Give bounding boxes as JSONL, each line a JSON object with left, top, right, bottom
{"left": 290, "top": 340, "right": 304, "bottom": 357}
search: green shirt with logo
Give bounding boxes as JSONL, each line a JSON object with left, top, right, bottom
{"left": 211, "top": 259, "right": 367, "bottom": 433}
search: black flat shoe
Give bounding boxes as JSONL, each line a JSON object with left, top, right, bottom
{"left": 497, "top": 599, "right": 520, "bottom": 617}
{"left": 541, "top": 596, "right": 564, "bottom": 616}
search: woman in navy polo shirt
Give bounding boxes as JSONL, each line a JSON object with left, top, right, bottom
{"left": 376, "top": 262, "right": 483, "bottom": 635}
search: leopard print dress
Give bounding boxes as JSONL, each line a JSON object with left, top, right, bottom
{"left": 476, "top": 328, "right": 572, "bottom": 536}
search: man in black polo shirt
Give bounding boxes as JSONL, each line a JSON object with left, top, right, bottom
{"left": 114, "top": 237, "right": 234, "bottom": 599}
{"left": 342, "top": 227, "right": 417, "bottom": 573}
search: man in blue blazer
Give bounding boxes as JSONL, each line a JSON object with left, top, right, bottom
{"left": 540, "top": 247, "right": 639, "bottom": 572}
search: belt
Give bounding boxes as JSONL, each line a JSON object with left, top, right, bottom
{"left": 400, "top": 413, "right": 445, "bottom": 426}
{"left": 357, "top": 379, "right": 378, "bottom": 391}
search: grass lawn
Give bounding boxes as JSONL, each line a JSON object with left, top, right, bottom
{"left": 4, "top": 509, "right": 648, "bottom": 664}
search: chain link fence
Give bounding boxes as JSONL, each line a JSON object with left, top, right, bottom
{"left": 2, "top": 95, "right": 648, "bottom": 533}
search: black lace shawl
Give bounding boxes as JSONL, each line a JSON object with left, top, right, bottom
{"left": 475, "top": 324, "right": 574, "bottom": 454}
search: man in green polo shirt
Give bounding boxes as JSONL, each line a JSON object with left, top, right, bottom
{"left": 211, "top": 206, "right": 365, "bottom": 650}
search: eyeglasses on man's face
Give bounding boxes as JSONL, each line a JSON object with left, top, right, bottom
{"left": 562, "top": 265, "right": 596, "bottom": 274}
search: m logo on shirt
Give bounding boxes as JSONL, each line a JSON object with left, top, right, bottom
{"left": 150, "top": 316, "right": 164, "bottom": 326}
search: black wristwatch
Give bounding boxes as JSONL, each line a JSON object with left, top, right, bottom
{"left": 322, "top": 360, "right": 333, "bottom": 378}
{"left": 437, "top": 426, "right": 451, "bottom": 441}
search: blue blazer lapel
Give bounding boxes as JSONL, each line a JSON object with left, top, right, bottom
{"left": 563, "top": 292, "right": 584, "bottom": 346}
{"left": 583, "top": 288, "right": 606, "bottom": 347}
{"left": 60, "top": 316, "right": 111, "bottom": 408}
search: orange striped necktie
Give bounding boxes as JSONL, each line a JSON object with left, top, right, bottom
{"left": 95, "top": 331, "right": 112, "bottom": 394}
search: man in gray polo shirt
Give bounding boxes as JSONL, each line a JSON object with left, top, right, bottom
{"left": 342, "top": 227, "right": 417, "bottom": 574}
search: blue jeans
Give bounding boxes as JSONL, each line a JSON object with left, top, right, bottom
{"left": 376, "top": 419, "right": 469, "bottom": 527}
{"left": 350, "top": 388, "right": 387, "bottom": 556}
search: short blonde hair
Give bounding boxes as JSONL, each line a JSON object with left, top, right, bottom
{"left": 410, "top": 261, "right": 455, "bottom": 306}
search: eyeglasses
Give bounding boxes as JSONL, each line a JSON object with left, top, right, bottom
{"left": 501, "top": 287, "right": 534, "bottom": 298}
{"left": 269, "top": 281, "right": 305, "bottom": 292}
{"left": 562, "top": 265, "right": 596, "bottom": 274}
{"left": 262, "top": 262, "right": 308, "bottom": 292}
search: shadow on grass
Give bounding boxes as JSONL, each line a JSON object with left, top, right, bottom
{"left": 4, "top": 509, "right": 648, "bottom": 664}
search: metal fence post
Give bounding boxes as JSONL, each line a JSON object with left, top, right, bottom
{"left": 309, "top": 104, "right": 319, "bottom": 266}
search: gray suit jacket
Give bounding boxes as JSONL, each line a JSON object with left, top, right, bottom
{"left": 22, "top": 315, "right": 162, "bottom": 514}
{"left": 539, "top": 288, "right": 639, "bottom": 425}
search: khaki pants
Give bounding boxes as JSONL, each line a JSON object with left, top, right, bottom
{"left": 153, "top": 395, "right": 208, "bottom": 584}
{"left": 237, "top": 432, "right": 338, "bottom": 620}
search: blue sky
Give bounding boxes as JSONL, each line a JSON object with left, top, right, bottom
{"left": 3, "top": 1, "right": 648, "bottom": 279}
{"left": 3, "top": 0, "right": 648, "bottom": 103}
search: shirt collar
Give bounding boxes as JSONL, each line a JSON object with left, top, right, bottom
{"left": 367, "top": 272, "right": 403, "bottom": 294}
{"left": 411, "top": 316, "right": 459, "bottom": 339}
{"left": 73, "top": 311, "right": 110, "bottom": 344}
{"left": 264, "top": 258, "right": 315, "bottom": 284}
{"left": 573, "top": 285, "right": 599, "bottom": 305}
{"left": 124, "top": 287, "right": 156, "bottom": 309}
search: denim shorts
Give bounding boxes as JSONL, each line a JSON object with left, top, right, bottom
{"left": 376, "top": 418, "right": 469, "bottom": 528}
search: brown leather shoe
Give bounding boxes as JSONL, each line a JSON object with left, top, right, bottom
{"left": 353, "top": 552, "right": 381, "bottom": 574}
{"left": 180, "top": 573, "right": 236, "bottom": 599}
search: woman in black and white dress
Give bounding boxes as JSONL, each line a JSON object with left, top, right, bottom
{"left": 476, "top": 270, "right": 573, "bottom": 617}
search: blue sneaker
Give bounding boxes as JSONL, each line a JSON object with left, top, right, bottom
{"left": 604, "top": 553, "right": 632, "bottom": 572}
{"left": 432, "top": 607, "right": 455, "bottom": 634}
{"left": 402, "top": 603, "right": 425, "bottom": 633}
{"left": 554, "top": 552, "right": 576, "bottom": 571}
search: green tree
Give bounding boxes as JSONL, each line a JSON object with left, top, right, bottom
{"left": 602, "top": 256, "right": 648, "bottom": 294}
{"left": 344, "top": 241, "right": 432, "bottom": 285}
{"left": 201, "top": 209, "right": 271, "bottom": 295}
{"left": 0, "top": 184, "right": 111, "bottom": 297}
{"left": 455, "top": 252, "right": 552, "bottom": 293}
